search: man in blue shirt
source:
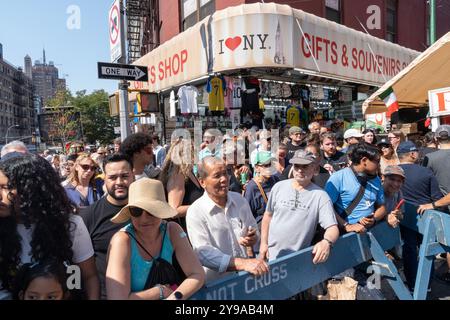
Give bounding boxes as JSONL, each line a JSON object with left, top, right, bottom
{"left": 325, "top": 142, "right": 386, "bottom": 234}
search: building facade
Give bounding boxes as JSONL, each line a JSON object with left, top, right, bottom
{"left": 153, "top": 0, "right": 450, "bottom": 54}
{"left": 0, "top": 44, "right": 36, "bottom": 144}
{"left": 32, "top": 58, "right": 63, "bottom": 107}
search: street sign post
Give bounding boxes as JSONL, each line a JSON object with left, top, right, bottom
{"left": 97, "top": 62, "right": 149, "bottom": 81}
{"left": 109, "top": 0, "right": 122, "bottom": 63}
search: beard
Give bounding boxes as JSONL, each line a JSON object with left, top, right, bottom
{"left": 107, "top": 187, "right": 128, "bottom": 201}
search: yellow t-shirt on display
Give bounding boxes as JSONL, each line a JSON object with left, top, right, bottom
{"left": 207, "top": 76, "right": 226, "bottom": 111}
{"left": 286, "top": 106, "right": 300, "bottom": 127}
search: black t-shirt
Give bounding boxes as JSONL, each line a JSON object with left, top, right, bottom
{"left": 286, "top": 141, "right": 306, "bottom": 162}
{"left": 79, "top": 197, "right": 127, "bottom": 299}
{"left": 320, "top": 150, "right": 347, "bottom": 172}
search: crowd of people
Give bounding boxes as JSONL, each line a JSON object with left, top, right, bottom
{"left": 0, "top": 122, "right": 449, "bottom": 300}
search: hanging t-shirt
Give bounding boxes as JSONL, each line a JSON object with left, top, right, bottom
{"left": 259, "top": 98, "right": 265, "bottom": 111}
{"left": 169, "top": 90, "right": 176, "bottom": 118}
{"left": 269, "top": 82, "right": 282, "bottom": 98}
{"left": 286, "top": 105, "right": 301, "bottom": 127}
{"left": 177, "top": 85, "right": 199, "bottom": 114}
{"left": 224, "top": 77, "right": 245, "bottom": 110}
{"left": 291, "top": 84, "right": 301, "bottom": 99}
{"left": 206, "top": 75, "right": 226, "bottom": 111}
{"left": 241, "top": 78, "right": 260, "bottom": 115}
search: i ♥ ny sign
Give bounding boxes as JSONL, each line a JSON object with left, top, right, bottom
{"left": 218, "top": 34, "right": 269, "bottom": 54}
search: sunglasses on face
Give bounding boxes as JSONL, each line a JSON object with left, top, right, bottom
{"left": 79, "top": 164, "right": 96, "bottom": 172}
{"left": 129, "top": 206, "right": 154, "bottom": 218}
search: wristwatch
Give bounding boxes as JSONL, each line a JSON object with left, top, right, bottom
{"left": 156, "top": 284, "right": 164, "bottom": 300}
{"left": 432, "top": 202, "right": 437, "bottom": 209}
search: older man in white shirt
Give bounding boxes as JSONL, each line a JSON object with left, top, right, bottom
{"left": 187, "top": 156, "right": 269, "bottom": 282}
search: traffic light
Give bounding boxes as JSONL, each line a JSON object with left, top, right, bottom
{"left": 137, "top": 92, "right": 159, "bottom": 113}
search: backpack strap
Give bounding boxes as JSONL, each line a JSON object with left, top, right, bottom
{"left": 254, "top": 179, "right": 268, "bottom": 204}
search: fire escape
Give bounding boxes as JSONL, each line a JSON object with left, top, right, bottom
{"left": 126, "top": 0, "right": 160, "bottom": 64}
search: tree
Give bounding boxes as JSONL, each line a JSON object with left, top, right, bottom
{"left": 72, "top": 90, "right": 119, "bottom": 144}
{"left": 44, "top": 90, "right": 79, "bottom": 149}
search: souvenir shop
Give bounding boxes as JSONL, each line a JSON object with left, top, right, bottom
{"left": 128, "top": 3, "right": 419, "bottom": 142}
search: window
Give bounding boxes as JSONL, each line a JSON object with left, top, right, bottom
{"left": 386, "top": 0, "right": 397, "bottom": 43}
{"left": 325, "top": 0, "right": 341, "bottom": 24}
{"left": 181, "top": 0, "right": 215, "bottom": 31}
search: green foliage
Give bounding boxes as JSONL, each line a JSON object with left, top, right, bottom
{"left": 45, "top": 89, "right": 119, "bottom": 146}
{"left": 45, "top": 90, "right": 78, "bottom": 148}
{"left": 72, "top": 90, "right": 119, "bottom": 144}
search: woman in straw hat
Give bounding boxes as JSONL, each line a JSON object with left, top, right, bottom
{"left": 106, "top": 178, "right": 205, "bottom": 300}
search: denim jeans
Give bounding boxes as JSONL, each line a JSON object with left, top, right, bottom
{"left": 400, "top": 225, "right": 420, "bottom": 290}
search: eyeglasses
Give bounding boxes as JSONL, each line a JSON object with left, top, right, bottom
{"left": 388, "top": 136, "right": 398, "bottom": 140}
{"left": 79, "top": 164, "right": 96, "bottom": 172}
{"left": 258, "top": 163, "right": 272, "bottom": 168}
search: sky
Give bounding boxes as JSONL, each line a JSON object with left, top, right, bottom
{"left": 0, "top": 0, "right": 118, "bottom": 94}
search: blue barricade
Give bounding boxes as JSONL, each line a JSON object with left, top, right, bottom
{"left": 402, "top": 203, "right": 450, "bottom": 300}
{"left": 191, "top": 221, "right": 411, "bottom": 300}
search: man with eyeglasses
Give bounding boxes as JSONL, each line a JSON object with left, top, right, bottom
{"left": 244, "top": 151, "right": 280, "bottom": 224}
{"left": 259, "top": 150, "right": 338, "bottom": 263}
{"left": 80, "top": 153, "right": 135, "bottom": 299}
{"left": 286, "top": 126, "right": 307, "bottom": 162}
{"left": 325, "top": 142, "right": 387, "bottom": 234}
{"left": 387, "top": 130, "right": 405, "bottom": 152}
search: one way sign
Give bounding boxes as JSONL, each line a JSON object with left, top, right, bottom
{"left": 98, "top": 62, "right": 148, "bottom": 81}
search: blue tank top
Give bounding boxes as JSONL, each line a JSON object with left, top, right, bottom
{"left": 123, "top": 222, "right": 174, "bottom": 293}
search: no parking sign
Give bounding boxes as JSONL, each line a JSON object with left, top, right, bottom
{"left": 109, "top": 0, "right": 122, "bottom": 62}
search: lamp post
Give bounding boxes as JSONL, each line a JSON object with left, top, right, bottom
{"left": 6, "top": 125, "right": 20, "bottom": 144}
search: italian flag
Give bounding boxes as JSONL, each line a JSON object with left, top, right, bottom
{"left": 379, "top": 87, "right": 399, "bottom": 118}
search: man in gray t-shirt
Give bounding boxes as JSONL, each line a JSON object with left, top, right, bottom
{"left": 259, "top": 150, "right": 339, "bottom": 262}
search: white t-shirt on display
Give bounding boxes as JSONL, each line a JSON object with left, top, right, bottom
{"left": 177, "top": 86, "right": 199, "bottom": 114}
{"left": 169, "top": 90, "right": 176, "bottom": 118}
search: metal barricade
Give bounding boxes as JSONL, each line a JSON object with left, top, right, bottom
{"left": 402, "top": 202, "right": 450, "bottom": 300}
{"left": 191, "top": 221, "right": 412, "bottom": 300}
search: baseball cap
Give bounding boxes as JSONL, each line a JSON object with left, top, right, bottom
{"left": 376, "top": 138, "right": 391, "bottom": 147}
{"left": 254, "top": 151, "right": 274, "bottom": 165}
{"left": 289, "top": 150, "right": 316, "bottom": 165}
{"left": 344, "top": 128, "right": 364, "bottom": 140}
{"left": 397, "top": 141, "right": 418, "bottom": 154}
{"left": 383, "top": 165, "right": 405, "bottom": 178}
{"left": 435, "top": 125, "right": 450, "bottom": 139}
{"left": 289, "top": 126, "right": 304, "bottom": 135}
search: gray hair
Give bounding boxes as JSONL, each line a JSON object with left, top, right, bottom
{"left": 197, "top": 156, "right": 225, "bottom": 180}
{"left": 1, "top": 140, "right": 28, "bottom": 158}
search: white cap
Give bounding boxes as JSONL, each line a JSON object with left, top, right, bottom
{"left": 344, "top": 128, "right": 364, "bottom": 140}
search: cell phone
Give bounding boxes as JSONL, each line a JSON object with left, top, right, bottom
{"left": 394, "top": 199, "right": 405, "bottom": 211}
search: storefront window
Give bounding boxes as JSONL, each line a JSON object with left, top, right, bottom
{"left": 325, "top": 0, "right": 341, "bottom": 24}
{"left": 181, "top": 0, "right": 215, "bottom": 31}
{"left": 386, "top": 0, "right": 397, "bottom": 43}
